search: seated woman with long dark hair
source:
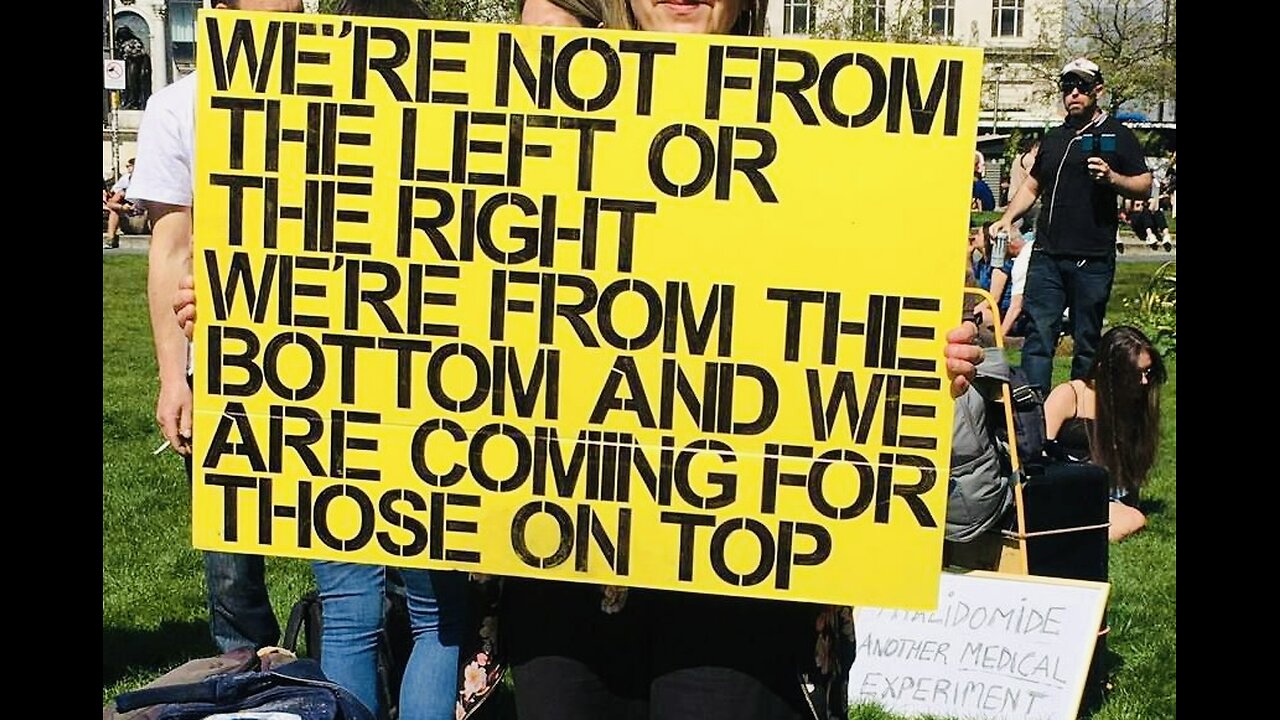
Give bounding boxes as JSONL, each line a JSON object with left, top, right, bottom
{"left": 1044, "top": 325, "right": 1168, "bottom": 542}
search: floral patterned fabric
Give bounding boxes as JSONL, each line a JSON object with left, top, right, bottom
{"left": 801, "top": 605, "right": 857, "bottom": 720}
{"left": 454, "top": 575, "right": 504, "bottom": 720}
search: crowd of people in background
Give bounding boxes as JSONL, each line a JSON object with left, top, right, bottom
{"left": 983, "top": 142, "right": 1175, "bottom": 256}
{"left": 109, "top": 2, "right": 1172, "bottom": 716}
{"left": 977, "top": 55, "right": 1167, "bottom": 547}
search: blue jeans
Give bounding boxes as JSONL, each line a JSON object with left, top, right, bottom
{"left": 312, "top": 562, "right": 468, "bottom": 720}
{"left": 188, "top": 447, "right": 280, "bottom": 653}
{"left": 1022, "top": 250, "right": 1115, "bottom": 392}
{"left": 205, "top": 551, "right": 280, "bottom": 652}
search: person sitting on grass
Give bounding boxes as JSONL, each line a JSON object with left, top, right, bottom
{"left": 999, "top": 229, "right": 1034, "bottom": 338}
{"left": 1129, "top": 198, "right": 1173, "bottom": 251}
{"left": 1043, "top": 325, "right": 1167, "bottom": 542}
{"left": 103, "top": 158, "right": 138, "bottom": 249}
{"left": 968, "top": 222, "right": 1024, "bottom": 333}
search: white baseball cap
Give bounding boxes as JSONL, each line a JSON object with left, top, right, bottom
{"left": 1060, "top": 58, "right": 1103, "bottom": 84}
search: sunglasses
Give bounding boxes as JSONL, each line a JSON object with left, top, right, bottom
{"left": 1060, "top": 77, "right": 1097, "bottom": 95}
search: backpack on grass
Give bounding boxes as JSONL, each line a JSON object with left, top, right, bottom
{"left": 946, "top": 352, "right": 1048, "bottom": 543}
{"left": 1000, "top": 365, "right": 1048, "bottom": 468}
{"left": 107, "top": 649, "right": 374, "bottom": 720}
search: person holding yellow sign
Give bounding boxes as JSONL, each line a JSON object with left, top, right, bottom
{"left": 490, "top": 2, "right": 984, "bottom": 720}
{"left": 171, "top": 0, "right": 987, "bottom": 717}
{"left": 157, "top": 4, "right": 469, "bottom": 720}
{"left": 132, "top": 0, "right": 307, "bottom": 664}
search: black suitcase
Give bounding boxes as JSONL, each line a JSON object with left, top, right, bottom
{"left": 1020, "top": 460, "right": 1111, "bottom": 711}
{"left": 1021, "top": 461, "right": 1109, "bottom": 583}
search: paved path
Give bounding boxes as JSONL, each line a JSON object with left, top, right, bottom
{"left": 101, "top": 235, "right": 150, "bottom": 255}
{"left": 1114, "top": 237, "right": 1178, "bottom": 262}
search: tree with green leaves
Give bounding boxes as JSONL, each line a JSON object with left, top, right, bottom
{"left": 993, "top": 0, "right": 1176, "bottom": 118}
{"left": 812, "top": 1, "right": 1175, "bottom": 123}
{"left": 1062, "top": 0, "right": 1175, "bottom": 116}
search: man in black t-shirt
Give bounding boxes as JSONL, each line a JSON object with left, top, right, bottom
{"left": 990, "top": 58, "right": 1153, "bottom": 392}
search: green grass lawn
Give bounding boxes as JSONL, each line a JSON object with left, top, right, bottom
{"left": 103, "top": 256, "right": 1175, "bottom": 717}
{"left": 102, "top": 255, "right": 315, "bottom": 703}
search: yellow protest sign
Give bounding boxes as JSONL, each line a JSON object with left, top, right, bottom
{"left": 192, "top": 10, "right": 982, "bottom": 609}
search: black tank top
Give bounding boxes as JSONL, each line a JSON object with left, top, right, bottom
{"left": 1053, "top": 381, "right": 1094, "bottom": 461}
{"left": 1056, "top": 417, "right": 1094, "bottom": 462}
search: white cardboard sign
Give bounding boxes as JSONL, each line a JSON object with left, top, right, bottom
{"left": 849, "top": 570, "right": 1110, "bottom": 720}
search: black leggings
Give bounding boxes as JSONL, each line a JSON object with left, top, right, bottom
{"left": 1130, "top": 210, "right": 1168, "bottom": 239}
{"left": 502, "top": 579, "right": 812, "bottom": 720}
